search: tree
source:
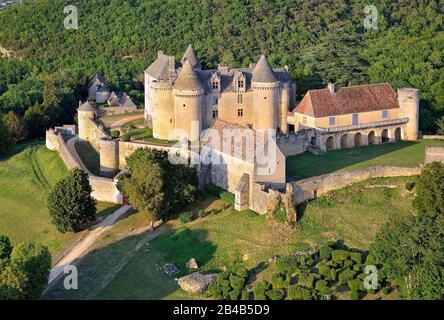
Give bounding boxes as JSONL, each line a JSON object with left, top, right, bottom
{"left": 0, "top": 265, "right": 29, "bottom": 300}
{"left": 0, "top": 235, "right": 12, "bottom": 260}
{"left": 9, "top": 242, "right": 51, "bottom": 299}
{"left": 437, "top": 116, "right": 444, "bottom": 135}
{"left": 23, "top": 102, "right": 48, "bottom": 139}
{"left": 2, "top": 111, "right": 27, "bottom": 142}
{"left": 122, "top": 148, "right": 197, "bottom": 225}
{"left": 413, "top": 162, "right": 444, "bottom": 217}
{"left": 47, "top": 168, "right": 97, "bottom": 233}
{"left": 0, "top": 116, "right": 13, "bottom": 155}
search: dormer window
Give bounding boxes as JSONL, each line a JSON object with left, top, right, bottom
{"left": 212, "top": 81, "right": 219, "bottom": 89}
{"left": 239, "top": 80, "right": 244, "bottom": 88}
{"left": 210, "top": 73, "right": 220, "bottom": 91}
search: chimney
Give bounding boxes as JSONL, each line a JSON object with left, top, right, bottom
{"left": 157, "top": 50, "right": 164, "bottom": 58}
{"left": 328, "top": 83, "right": 335, "bottom": 94}
{"left": 168, "top": 56, "right": 175, "bottom": 72}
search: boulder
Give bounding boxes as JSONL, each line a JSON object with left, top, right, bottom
{"left": 163, "top": 263, "right": 180, "bottom": 276}
{"left": 177, "top": 272, "right": 217, "bottom": 294}
{"left": 186, "top": 258, "right": 199, "bottom": 269}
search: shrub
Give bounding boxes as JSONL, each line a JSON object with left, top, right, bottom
{"left": 349, "top": 290, "right": 360, "bottom": 300}
{"left": 350, "top": 252, "right": 363, "bottom": 264}
{"left": 276, "top": 255, "right": 300, "bottom": 273}
{"left": 338, "top": 269, "right": 356, "bottom": 284}
{"left": 405, "top": 181, "right": 416, "bottom": 191}
{"left": 218, "top": 279, "right": 231, "bottom": 288}
{"left": 229, "top": 290, "right": 240, "bottom": 300}
{"left": 367, "top": 288, "right": 376, "bottom": 295}
{"left": 217, "top": 272, "right": 229, "bottom": 281}
{"left": 221, "top": 286, "right": 231, "bottom": 298}
{"left": 197, "top": 210, "right": 207, "bottom": 218}
{"left": 343, "top": 260, "right": 354, "bottom": 268}
{"left": 231, "top": 264, "right": 249, "bottom": 278}
{"left": 220, "top": 191, "right": 235, "bottom": 204}
{"left": 241, "top": 290, "right": 250, "bottom": 300}
{"left": 121, "top": 133, "right": 130, "bottom": 141}
{"left": 381, "top": 287, "right": 389, "bottom": 295}
{"left": 353, "top": 264, "right": 363, "bottom": 272}
{"left": 348, "top": 279, "right": 365, "bottom": 292}
{"left": 0, "top": 235, "right": 12, "bottom": 260}
{"left": 270, "top": 272, "right": 286, "bottom": 289}
{"left": 265, "top": 289, "right": 284, "bottom": 300}
{"left": 330, "top": 269, "right": 337, "bottom": 281}
{"left": 253, "top": 281, "right": 270, "bottom": 300}
{"left": 305, "top": 258, "right": 315, "bottom": 267}
{"left": 178, "top": 212, "right": 193, "bottom": 223}
{"left": 319, "top": 246, "right": 332, "bottom": 260}
{"left": 318, "top": 264, "right": 331, "bottom": 279}
{"left": 229, "top": 274, "right": 246, "bottom": 291}
{"left": 288, "top": 286, "right": 312, "bottom": 300}
{"left": 315, "top": 279, "right": 328, "bottom": 292}
{"left": 299, "top": 273, "right": 316, "bottom": 289}
{"left": 208, "top": 283, "right": 222, "bottom": 297}
{"left": 331, "top": 250, "right": 350, "bottom": 263}
{"left": 111, "top": 130, "right": 120, "bottom": 139}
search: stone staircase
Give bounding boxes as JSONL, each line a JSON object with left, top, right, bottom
{"left": 307, "top": 145, "right": 325, "bottom": 156}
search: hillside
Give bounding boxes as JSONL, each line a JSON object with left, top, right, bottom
{"left": 0, "top": 0, "right": 443, "bottom": 134}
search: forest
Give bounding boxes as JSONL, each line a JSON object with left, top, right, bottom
{"left": 0, "top": 0, "right": 443, "bottom": 139}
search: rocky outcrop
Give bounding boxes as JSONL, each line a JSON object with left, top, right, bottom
{"left": 177, "top": 272, "right": 217, "bottom": 294}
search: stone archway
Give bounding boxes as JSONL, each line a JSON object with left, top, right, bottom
{"left": 340, "top": 134, "right": 349, "bottom": 149}
{"left": 395, "top": 127, "right": 402, "bottom": 141}
{"left": 354, "top": 133, "right": 363, "bottom": 147}
{"left": 381, "top": 129, "right": 389, "bottom": 143}
{"left": 326, "top": 136, "right": 335, "bottom": 151}
{"left": 368, "top": 131, "right": 376, "bottom": 145}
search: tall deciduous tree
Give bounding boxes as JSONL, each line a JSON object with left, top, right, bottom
{"left": 47, "top": 168, "right": 97, "bottom": 233}
{"left": 2, "top": 111, "right": 27, "bottom": 142}
{"left": 0, "top": 116, "right": 13, "bottom": 155}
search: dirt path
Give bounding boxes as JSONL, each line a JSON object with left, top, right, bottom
{"left": 110, "top": 114, "right": 144, "bottom": 134}
{"left": 47, "top": 205, "right": 132, "bottom": 284}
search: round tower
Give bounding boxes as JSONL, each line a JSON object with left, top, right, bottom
{"left": 99, "top": 138, "right": 119, "bottom": 177}
{"left": 252, "top": 55, "right": 279, "bottom": 131}
{"left": 78, "top": 101, "right": 97, "bottom": 140}
{"left": 173, "top": 59, "right": 203, "bottom": 142}
{"left": 152, "top": 82, "right": 175, "bottom": 140}
{"left": 398, "top": 88, "right": 420, "bottom": 141}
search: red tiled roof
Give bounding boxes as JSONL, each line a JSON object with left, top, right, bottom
{"left": 294, "top": 83, "right": 399, "bottom": 118}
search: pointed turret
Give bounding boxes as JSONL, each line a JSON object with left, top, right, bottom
{"left": 173, "top": 59, "right": 203, "bottom": 91}
{"left": 181, "top": 44, "right": 201, "bottom": 70}
{"left": 252, "top": 55, "right": 277, "bottom": 83}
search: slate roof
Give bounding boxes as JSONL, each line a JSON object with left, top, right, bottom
{"left": 145, "top": 51, "right": 171, "bottom": 81}
{"left": 107, "top": 91, "right": 120, "bottom": 107}
{"left": 251, "top": 55, "right": 277, "bottom": 83}
{"left": 88, "top": 73, "right": 107, "bottom": 88}
{"left": 294, "top": 83, "right": 400, "bottom": 118}
{"left": 78, "top": 101, "right": 96, "bottom": 112}
{"left": 173, "top": 59, "right": 203, "bottom": 91}
{"left": 181, "top": 44, "right": 201, "bottom": 69}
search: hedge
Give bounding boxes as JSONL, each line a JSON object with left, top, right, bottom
{"left": 265, "top": 289, "right": 284, "bottom": 300}
{"left": 319, "top": 246, "right": 332, "bottom": 260}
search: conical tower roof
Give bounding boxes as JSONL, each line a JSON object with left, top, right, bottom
{"left": 181, "top": 44, "right": 201, "bottom": 69}
{"left": 173, "top": 59, "right": 203, "bottom": 91}
{"left": 252, "top": 55, "right": 277, "bottom": 83}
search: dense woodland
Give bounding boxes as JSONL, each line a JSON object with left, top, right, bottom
{"left": 0, "top": 0, "right": 443, "bottom": 142}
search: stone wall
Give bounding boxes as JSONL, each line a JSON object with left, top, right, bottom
{"left": 87, "top": 119, "right": 109, "bottom": 151}
{"left": 291, "top": 166, "right": 421, "bottom": 204}
{"left": 97, "top": 106, "right": 139, "bottom": 116}
{"left": 89, "top": 176, "right": 123, "bottom": 203}
{"left": 424, "top": 146, "right": 444, "bottom": 164}
{"left": 276, "top": 129, "right": 315, "bottom": 157}
{"left": 423, "top": 135, "right": 444, "bottom": 140}
{"left": 46, "top": 129, "right": 60, "bottom": 151}
{"left": 251, "top": 182, "right": 284, "bottom": 214}
{"left": 56, "top": 134, "right": 82, "bottom": 170}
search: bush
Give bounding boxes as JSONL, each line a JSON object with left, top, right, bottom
{"left": 178, "top": 212, "right": 193, "bottom": 223}
{"left": 330, "top": 269, "right": 337, "bottom": 281}
{"left": 381, "top": 287, "right": 389, "bottom": 295}
{"left": 197, "top": 210, "right": 207, "bottom": 218}
{"left": 271, "top": 272, "right": 286, "bottom": 289}
{"left": 343, "top": 260, "right": 354, "bottom": 268}
{"left": 318, "top": 264, "right": 331, "bottom": 279}
{"left": 220, "top": 191, "right": 235, "bottom": 204}
{"left": 217, "top": 272, "right": 229, "bottom": 281}
{"left": 229, "top": 274, "right": 246, "bottom": 291}
{"left": 367, "top": 288, "right": 376, "bottom": 295}
{"left": 121, "top": 133, "right": 130, "bottom": 141}
{"left": 288, "top": 286, "right": 312, "bottom": 300}
{"left": 331, "top": 250, "right": 350, "bottom": 263}
{"left": 241, "top": 290, "right": 250, "bottom": 300}
{"left": 229, "top": 290, "right": 240, "bottom": 300}
{"left": 231, "top": 264, "right": 249, "bottom": 278}
{"left": 315, "top": 279, "right": 328, "bottom": 291}
{"left": 349, "top": 290, "right": 360, "bottom": 300}
{"left": 299, "top": 273, "right": 316, "bottom": 289}
{"left": 350, "top": 252, "right": 363, "bottom": 264}
{"left": 221, "top": 286, "right": 231, "bottom": 298}
{"left": 111, "top": 130, "right": 120, "bottom": 139}
{"left": 353, "top": 264, "right": 363, "bottom": 272}
{"left": 218, "top": 279, "right": 231, "bottom": 288}
{"left": 338, "top": 269, "right": 356, "bottom": 284}
{"left": 0, "top": 235, "right": 12, "bottom": 260}
{"left": 276, "top": 255, "right": 300, "bottom": 273}
{"left": 405, "top": 181, "right": 416, "bottom": 191}
{"left": 208, "top": 282, "right": 222, "bottom": 298}
{"left": 348, "top": 279, "right": 365, "bottom": 292}
{"left": 319, "top": 246, "right": 332, "bottom": 260}
{"left": 253, "top": 281, "right": 270, "bottom": 300}
{"left": 265, "top": 289, "right": 284, "bottom": 300}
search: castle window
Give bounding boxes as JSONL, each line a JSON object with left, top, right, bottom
{"left": 352, "top": 113, "right": 359, "bottom": 125}
{"left": 237, "top": 94, "right": 243, "bottom": 103}
{"left": 329, "top": 116, "right": 336, "bottom": 126}
{"left": 238, "top": 109, "right": 243, "bottom": 117}
{"left": 213, "top": 97, "right": 218, "bottom": 105}
{"left": 170, "top": 118, "right": 172, "bottom": 123}
{"left": 382, "top": 110, "right": 388, "bottom": 119}
{"left": 239, "top": 80, "right": 244, "bottom": 88}
{"left": 212, "top": 110, "right": 218, "bottom": 118}
{"left": 183, "top": 104, "right": 186, "bottom": 107}
{"left": 212, "top": 81, "right": 219, "bottom": 90}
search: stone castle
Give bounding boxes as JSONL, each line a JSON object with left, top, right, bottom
{"left": 47, "top": 44, "right": 421, "bottom": 214}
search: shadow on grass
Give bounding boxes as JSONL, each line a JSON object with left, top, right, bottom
{"left": 0, "top": 139, "right": 45, "bottom": 162}
{"left": 42, "top": 223, "right": 217, "bottom": 300}
{"left": 287, "top": 141, "right": 418, "bottom": 179}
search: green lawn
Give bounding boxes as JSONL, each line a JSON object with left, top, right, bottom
{"left": 0, "top": 142, "right": 121, "bottom": 263}
{"left": 43, "top": 176, "right": 415, "bottom": 299}
{"left": 75, "top": 140, "right": 100, "bottom": 175}
{"left": 123, "top": 127, "right": 177, "bottom": 145}
{"left": 97, "top": 111, "right": 143, "bottom": 127}
{"left": 122, "top": 118, "right": 145, "bottom": 127}
{"left": 287, "top": 140, "right": 444, "bottom": 178}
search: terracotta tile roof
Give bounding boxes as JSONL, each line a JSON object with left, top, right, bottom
{"left": 294, "top": 83, "right": 399, "bottom": 117}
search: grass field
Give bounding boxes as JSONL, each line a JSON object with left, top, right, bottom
{"left": 97, "top": 111, "right": 143, "bottom": 127}
{"left": 0, "top": 142, "right": 120, "bottom": 263}
{"left": 75, "top": 140, "right": 100, "bottom": 175}
{"left": 123, "top": 127, "right": 176, "bottom": 145}
{"left": 287, "top": 140, "right": 444, "bottom": 178}
{"left": 43, "top": 176, "right": 416, "bottom": 299}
